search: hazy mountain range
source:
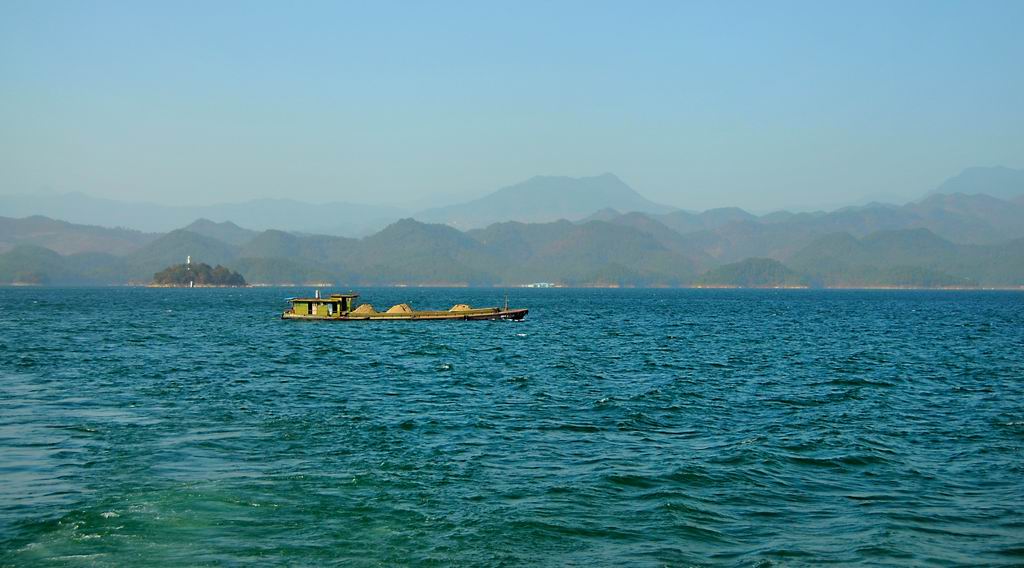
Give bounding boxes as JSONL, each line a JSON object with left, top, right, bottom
{"left": 4, "top": 167, "right": 1023, "bottom": 236}
{"left": 415, "top": 173, "right": 675, "bottom": 229}
{"left": 0, "top": 173, "right": 672, "bottom": 236}
{"left": 928, "top": 165, "right": 1024, "bottom": 200}
{"left": 0, "top": 193, "right": 404, "bottom": 237}
{"left": 1, "top": 167, "right": 1022, "bottom": 288}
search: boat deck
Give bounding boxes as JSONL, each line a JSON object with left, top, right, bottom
{"left": 282, "top": 291, "right": 527, "bottom": 321}
{"left": 282, "top": 307, "right": 528, "bottom": 321}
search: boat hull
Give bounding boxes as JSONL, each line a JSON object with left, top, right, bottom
{"left": 282, "top": 308, "right": 528, "bottom": 321}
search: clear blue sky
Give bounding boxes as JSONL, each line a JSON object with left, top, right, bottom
{"left": 1, "top": 0, "right": 1021, "bottom": 212}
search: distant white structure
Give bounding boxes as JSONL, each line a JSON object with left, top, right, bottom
{"left": 187, "top": 255, "right": 191, "bottom": 265}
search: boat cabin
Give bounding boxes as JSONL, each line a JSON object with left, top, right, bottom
{"left": 288, "top": 292, "right": 359, "bottom": 318}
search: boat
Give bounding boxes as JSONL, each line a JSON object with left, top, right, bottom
{"left": 281, "top": 291, "right": 528, "bottom": 321}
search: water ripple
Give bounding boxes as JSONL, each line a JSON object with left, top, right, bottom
{"left": 1, "top": 287, "right": 1022, "bottom": 565}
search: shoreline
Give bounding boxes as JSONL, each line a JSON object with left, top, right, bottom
{"left": 145, "top": 284, "right": 249, "bottom": 288}
{"left": 4, "top": 283, "right": 1023, "bottom": 291}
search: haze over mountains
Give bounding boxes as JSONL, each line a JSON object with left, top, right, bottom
{"left": 415, "top": 174, "right": 675, "bottom": 229}
{"left": 0, "top": 193, "right": 404, "bottom": 237}
{"left": 929, "top": 166, "right": 1024, "bottom": 200}
{"left": 1, "top": 166, "right": 1022, "bottom": 288}
{"left": 5, "top": 167, "right": 1024, "bottom": 237}
{"left": 0, "top": 173, "right": 669, "bottom": 236}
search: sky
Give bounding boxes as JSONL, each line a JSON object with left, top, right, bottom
{"left": 1, "top": 0, "right": 1022, "bottom": 212}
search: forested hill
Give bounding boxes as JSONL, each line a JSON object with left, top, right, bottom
{"left": 1, "top": 213, "right": 1022, "bottom": 288}
{"left": 1, "top": 178, "right": 1022, "bottom": 288}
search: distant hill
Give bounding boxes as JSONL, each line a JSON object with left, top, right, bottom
{"left": 182, "top": 219, "right": 258, "bottom": 246}
{"left": 509, "top": 221, "right": 696, "bottom": 285}
{"left": 467, "top": 219, "right": 698, "bottom": 285}
{"left": 586, "top": 190, "right": 1024, "bottom": 267}
{"left": 0, "top": 215, "right": 156, "bottom": 255}
{"left": 125, "top": 230, "right": 239, "bottom": 279}
{"left": 694, "top": 258, "right": 807, "bottom": 288}
{"left": 8, "top": 165, "right": 1022, "bottom": 239}
{"left": 352, "top": 219, "right": 501, "bottom": 285}
{"left": 931, "top": 166, "right": 1024, "bottom": 200}
{"left": 786, "top": 228, "right": 1022, "bottom": 287}
{"left": 2, "top": 188, "right": 1022, "bottom": 288}
{"left": 468, "top": 220, "right": 578, "bottom": 263}
{"left": 683, "top": 228, "right": 1023, "bottom": 288}
{"left": 415, "top": 174, "right": 675, "bottom": 229}
{"left": 0, "top": 244, "right": 130, "bottom": 285}
{"left": 601, "top": 212, "right": 715, "bottom": 271}
{"left": 905, "top": 193, "right": 1024, "bottom": 243}
{"left": 655, "top": 207, "right": 758, "bottom": 235}
{"left": 231, "top": 257, "right": 336, "bottom": 286}
{"left": 0, "top": 193, "right": 404, "bottom": 236}
{"left": 0, "top": 245, "right": 79, "bottom": 285}
{"left": 577, "top": 208, "right": 623, "bottom": 223}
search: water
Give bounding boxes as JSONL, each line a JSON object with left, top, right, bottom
{"left": 1, "top": 287, "right": 1022, "bottom": 566}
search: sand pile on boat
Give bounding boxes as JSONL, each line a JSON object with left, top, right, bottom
{"left": 449, "top": 304, "right": 472, "bottom": 311}
{"left": 386, "top": 303, "right": 413, "bottom": 314}
{"left": 352, "top": 303, "right": 377, "bottom": 314}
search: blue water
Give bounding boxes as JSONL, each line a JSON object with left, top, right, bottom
{"left": 1, "top": 287, "right": 1022, "bottom": 566}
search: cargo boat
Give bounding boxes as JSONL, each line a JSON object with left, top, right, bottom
{"left": 282, "top": 292, "right": 528, "bottom": 321}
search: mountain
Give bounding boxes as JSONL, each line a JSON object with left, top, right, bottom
{"left": 0, "top": 192, "right": 404, "bottom": 236}
{"left": 4, "top": 216, "right": 1021, "bottom": 287}
{"left": 524, "top": 221, "right": 697, "bottom": 285}
{"left": 0, "top": 245, "right": 79, "bottom": 285}
{"left": 125, "top": 230, "right": 239, "bottom": 279}
{"left": 239, "top": 230, "right": 357, "bottom": 266}
{"left": 931, "top": 166, "right": 1024, "bottom": 200}
{"left": 595, "top": 204, "right": 936, "bottom": 264}
{"left": 3, "top": 178, "right": 1022, "bottom": 289}
{"left": 601, "top": 212, "right": 716, "bottom": 271}
{"left": 786, "top": 228, "right": 1023, "bottom": 287}
{"left": 577, "top": 208, "right": 623, "bottom": 223}
{"left": 694, "top": 258, "right": 807, "bottom": 288}
{"left": 353, "top": 219, "right": 501, "bottom": 285}
{"left": 186, "top": 198, "right": 403, "bottom": 237}
{"left": 230, "top": 257, "right": 336, "bottom": 286}
{"left": 468, "top": 220, "right": 578, "bottom": 264}
{"left": 469, "top": 218, "right": 698, "bottom": 285}
{"left": 182, "top": 219, "right": 258, "bottom": 246}
{"left": 0, "top": 244, "right": 131, "bottom": 285}
{"left": 415, "top": 174, "right": 675, "bottom": 229}
{"left": 905, "top": 193, "right": 1024, "bottom": 243}
{"left": 655, "top": 207, "right": 759, "bottom": 235}
{"left": 587, "top": 191, "right": 1024, "bottom": 267}
{"left": 663, "top": 217, "right": 821, "bottom": 264}
{"left": 0, "top": 215, "right": 157, "bottom": 255}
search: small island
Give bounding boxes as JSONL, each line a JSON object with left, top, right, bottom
{"left": 152, "top": 262, "right": 246, "bottom": 287}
